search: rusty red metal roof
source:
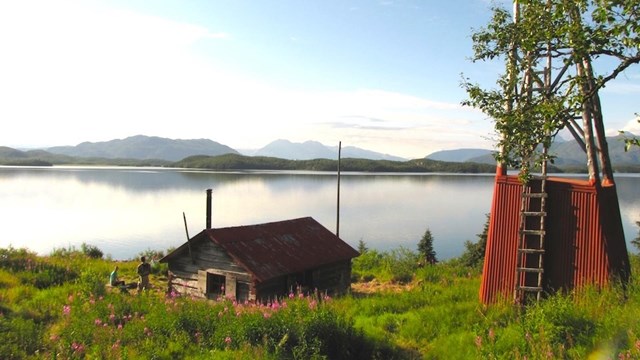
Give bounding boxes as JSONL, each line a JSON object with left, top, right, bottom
{"left": 163, "top": 217, "right": 359, "bottom": 283}
{"left": 480, "top": 174, "right": 630, "bottom": 304}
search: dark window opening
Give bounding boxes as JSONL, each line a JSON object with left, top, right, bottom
{"left": 236, "top": 281, "right": 250, "bottom": 303}
{"left": 206, "top": 273, "right": 225, "bottom": 299}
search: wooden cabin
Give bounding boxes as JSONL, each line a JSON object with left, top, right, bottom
{"left": 160, "top": 217, "right": 359, "bottom": 302}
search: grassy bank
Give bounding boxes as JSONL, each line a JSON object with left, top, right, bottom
{"left": 2, "top": 245, "right": 640, "bottom": 359}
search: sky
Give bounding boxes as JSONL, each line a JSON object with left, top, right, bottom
{"left": 1, "top": 0, "right": 639, "bottom": 159}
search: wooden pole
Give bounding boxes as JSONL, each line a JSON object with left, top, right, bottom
{"left": 183, "top": 212, "right": 195, "bottom": 264}
{"left": 336, "top": 141, "right": 341, "bottom": 237}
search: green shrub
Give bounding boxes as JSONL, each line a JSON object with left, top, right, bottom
{"left": 0, "top": 316, "right": 44, "bottom": 359}
{"left": 81, "top": 243, "right": 104, "bottom": 259}
{"left": 76, "top": 269, "right": 106, "bottom": 297}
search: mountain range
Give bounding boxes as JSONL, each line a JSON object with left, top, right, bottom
{"left": 2, "top": 134, "right": 639, "bottom": 169}
{"left": 428, "top": 134, "right": 640, "bottom": 167}
{"left": 45, "top": 135, "right": 239, "bottom": 162}
{"left": 40, "top": 135, "right": 406, "bottom": 161}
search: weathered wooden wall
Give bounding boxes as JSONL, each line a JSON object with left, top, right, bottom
{"left": 167, "top": 238, "right": 253, "bottom": 300}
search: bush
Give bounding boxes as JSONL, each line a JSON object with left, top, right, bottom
{"left": 459, "top": 213, "right": 489, "bottom": 268}
{"left": 81, "top": 243, "right": 103, "bottom": 259}
{"left": 76, "top": 269, "right": 106, "bottom": 297}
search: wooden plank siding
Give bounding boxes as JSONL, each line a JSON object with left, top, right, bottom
{"left": 167, "top": 239, "right": 254, "bottom": 301}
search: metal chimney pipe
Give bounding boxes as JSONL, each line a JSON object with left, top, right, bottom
{"left": 206, "top": 188, "right": 212, "bottom": 230}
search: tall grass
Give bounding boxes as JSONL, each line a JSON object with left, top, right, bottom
{"left": 2, "top": 246, "right": 640, "bottom": 358}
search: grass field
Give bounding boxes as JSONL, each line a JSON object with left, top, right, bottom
{"left": 2, "top": 245, "right": 640, "bottom": 359}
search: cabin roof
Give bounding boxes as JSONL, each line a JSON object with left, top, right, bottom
{"left": 161, "top": 217, "right": 359, "bottom": 282}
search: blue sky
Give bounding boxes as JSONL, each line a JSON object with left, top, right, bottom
{"left": 1, "top": 0, "right": 638, "bottom": 158}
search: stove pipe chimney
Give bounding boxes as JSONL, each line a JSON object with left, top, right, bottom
{"left": 206, "top": 188, "right": 212, "bottom": 230}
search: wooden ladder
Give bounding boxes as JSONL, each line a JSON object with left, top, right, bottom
{"left": 514, "top": 157, "right": 548, "bottom": 304}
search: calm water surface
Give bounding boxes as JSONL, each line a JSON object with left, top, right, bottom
{"left": 1, "top": 166, "right": 639, "bottom": 260}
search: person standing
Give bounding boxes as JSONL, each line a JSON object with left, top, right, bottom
{"left": 137, "top": 256, "right": 151, "bottom": 291}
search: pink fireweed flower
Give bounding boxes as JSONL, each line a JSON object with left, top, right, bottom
{"left": 109, "top": 314, "right": 116, "bottom": 322}
{"left": 308, "top": 300, "right": 317, "bottom": 310}
{"left": 94, "top": 318, "right": 102, "bottom": 326}
{"left": 117, "top": 324, "right": 123, "bottom": 330}
{"left": 263, "top": 312, "right": 271, "bottom": 319}
{"left": 49, "top": 334, "right": 60, "bottom": 342}
{"left": 62, "top": 305, "right": 71, "bottom": 316}
{"left": 475, "top": 336, "right": 482, "bottom": 348}
{"left": 289, "top": 292, "right": 294, "bottom": 299}
{"left": 71, "top": 342, "right": 85, "bottom": 354}
{"left": 488, "top": 328, "right": 495, "bottom": 342}
{"left": 67, "top": 294, "right": 74, "bottom": 302}
{"left": 224, "top": 336, "right": 232, "bottom": 345}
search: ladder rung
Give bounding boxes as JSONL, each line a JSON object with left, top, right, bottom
{"left": 517, "top": 286, "right": 543, "bottom": 292}
{"left": 522, "top": 193, "right": 547, "bottom": 198}
{"left": 521, "top": 229, "right": 545, "bottom": 236}
{"left": 523, "top": 211, "right": 546, "bottom": 217}
{"left": 518, "top": 248, "right": 545, "bottom": 254}
{"left": 530, "top": 175, "right": 548, "bottom": 180}
{"left": 517, "top": 267, "right": 544, "bottom": 273}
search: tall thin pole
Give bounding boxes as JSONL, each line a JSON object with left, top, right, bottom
{"left": 336, "top": 141, "right": 341, "bottom": 237}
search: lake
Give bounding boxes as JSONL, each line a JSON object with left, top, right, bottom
{"left": 1, "top": 166, "right": 639, "bottom": 260}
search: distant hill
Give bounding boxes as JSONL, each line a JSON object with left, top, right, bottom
{"left": 46, "top": 135, "right": 238, "bottom": 161}
{"left": 0, "top": 146, "right": 171, "bottom": 166}
{"left": 174, "top": 153, "right": 495, "bottom": 173}
{"left": 426, "top": 148, "right": 493, "bottom": 162}
{"left": 454, "top": 134, "right": 640, "bottom": 170}
{"left": 248, "top": 139, "right": 407, "bottom": 161}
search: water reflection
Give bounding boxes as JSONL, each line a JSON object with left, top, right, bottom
{"left": 0, "top": 167, "right": 638, "bottom": 260}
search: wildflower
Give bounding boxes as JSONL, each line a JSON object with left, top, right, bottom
{"left": 117, "top": 324, "right": 123, "bottom": 330}
{"left": 289, "top": 292, "right": 294, "bottom": 299}
{"left": 112, "top": 340, "right": 121, "bottom": 350}
{"left": 635, "top": 339, "right": 640, "bottom": 351}
{"left": 224, "top": 336, "right": 232, "bottom": 345}
{"left": 94, "top": 318, "right": 102, "bottom": 326}
{"left": 109, "top": 314, "right": 116, "bottom": 322}
{"left": 263, "top": 312, "right": 271, "bottom": 319}
{"left": 62, "top": 305, "right": 71, "bottom": 316}
{"left": 488, "top": 328, "right": 495, "bottom": 342}
{"left": 49, "top": 334, "right": 60, "bottom": 342}
{"left": 308, "top": 300, "right": 317, "bottom": 310}
{"left": 474, "top": 335, "right": 482, "bottom": 349}
{"left": 144, "top": 327, "right": 152, "bottom": 337}
{"left": 67, "top": 294, "right": 74, "bottom": 302}
{"left": 71, "top": 342, "right": 85, "bottom": 355}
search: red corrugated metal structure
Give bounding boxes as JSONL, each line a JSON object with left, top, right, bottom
{"left": 480, "top": 173, "right": 631, "bottom": 303}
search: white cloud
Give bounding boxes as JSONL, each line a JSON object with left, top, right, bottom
{"left": 621, "top": 118, "right": 640, "bottom": 134}
{"left": 0, "top": 0, "right": 494, "bottom": 158}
